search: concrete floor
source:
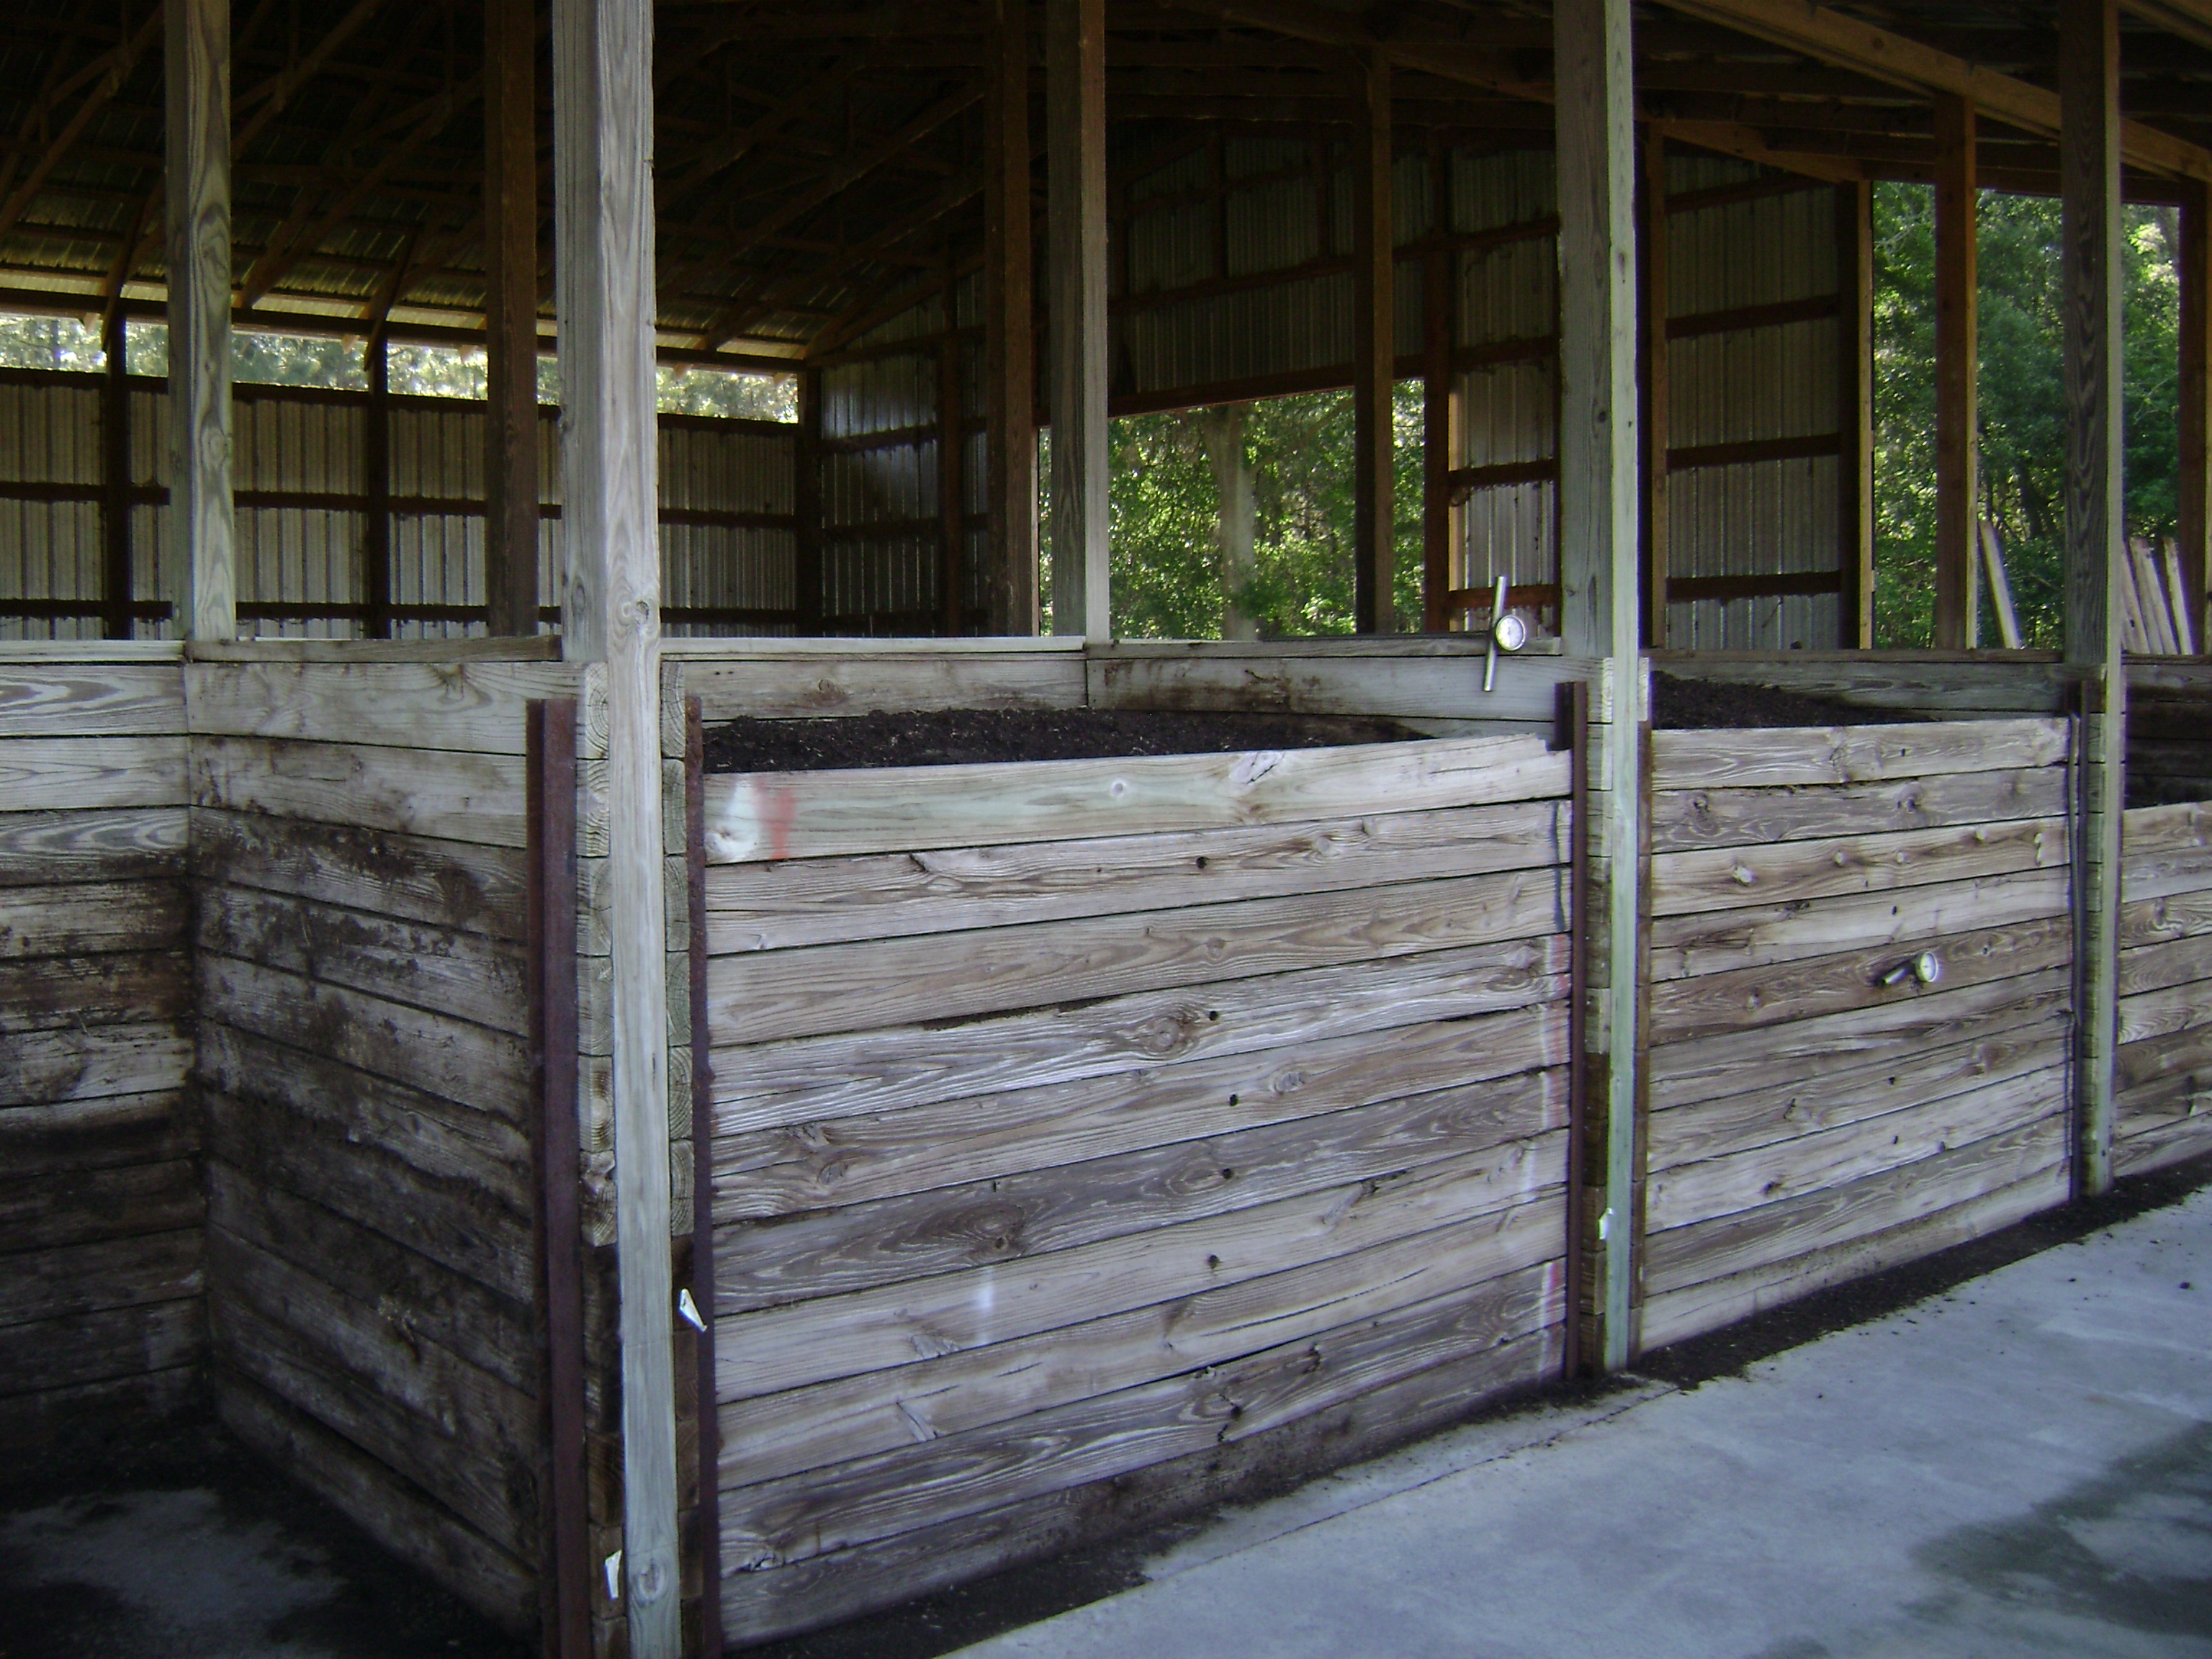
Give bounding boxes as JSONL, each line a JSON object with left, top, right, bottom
{"left": 953, "top": 1186, "right": 2212, "bottom": 1659}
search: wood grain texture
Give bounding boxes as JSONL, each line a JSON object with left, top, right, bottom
{"left": 185, "top": 660, "right": 575, "bottom": 752}
{"left": 0, "top": 1298, "right": 203, "bottom": 1398}
{"left": 703, "top": 734, "right": 1565, "bottom": 866}
{"left": 2118, "top": 976, "right": 2212, "bottom": 1046}
{"left": 1648, "top": 910, "right": 2071, "bottom": 1045}
{"left": 1046, "top": 0, "right": 1110, "bottom": 639}
{"left": 712, "top": 938, "right": 1570, "bottom": 1132}
{"left": 1649, "top": 815, "right": 2064, "bottom": 917}
{"left": 0, "top": 665, "right": 184, "bottom": 737}
{"left": 0, "top": 737, "right": 189, "bottom": 813}
{"left": 2120, "top": 886, "right": 2212, "bottom": 950}
{"left": 0, "top": 1092, "right": 193, "bottom": 1177}
{"left": 166, "top": 0, "right": 234, "bottom": 641}
{"left": 1649, "top": 765, "right": 2064, "bottom": 851}
{"left": 1650, "top": 718, "right": 2067, "bottom": 790}
{"left": 1088, "top": 649, "right": 1601, "bottom": 727}
{"left": 2118, "top": 1024, "right": 2212, "bottom": 1100}
{"left": 703, "top": 799, "right": 1563, "bottom": 954}
{"left": 0, "top": 1157, "right": 202, "bottom": 1254}
{"left": 0, "top": 1229, "right": 202, "bottom": 1329}
{"left": 2112, "top": 1111, "right": 2212, "bottom": 1177}
{"left": 0, "top": 950, "right": 191, "bottom": 1033}
{"left": 717, "top": 1134, "right": 1563, "bottom": 1406}
{"left": 0, "top": 809, "right": 187, "bottom": 888}
{"left": 192, "top": 737, "right": 527, "bottom": 848}
{"left": 1645, "top": 653, "right": 2072, "bottom": 716}
{"left": 190, "top": 809, "right": 528, "bottom": 942}
{"left": 0, "top": 881, "right": 186, "bottom": 958}
{"left": 2118, "top": 930, "right": 2212, "bottom": 997}
{"left": 714, "top": 999, "right": 1566, "bottom": 1224}
{"left": 682, "top": 653, "right": 1082, "bottom": 721}
{"left": 0, "top": 1025, "right": 192, "bottom": 1108}
{"left": 708, "top": 866, "right": 1566, "bottom": 1046}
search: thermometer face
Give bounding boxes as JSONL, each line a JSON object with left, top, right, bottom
{"left": 1493, "top": 611, "right": 1529, "bottom": 653}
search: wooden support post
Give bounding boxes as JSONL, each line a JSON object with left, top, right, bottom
{"left": 2061, "top": 0, "right": 2124, "bottom": 1199}
{"left": 1934, "top": 92, "right": 1979, "bottom": 649}
{"left": 939, "top": 255, "right": 965, "bottom": 635}
{"left": 364, "top": 334, "right": 392, "bottom": 639}
{"left": 983, "top": 0, "right": 1037, "bottom": 635}
{"left": 1638, "top": 126, "right": 1669, "bottom": 648}
{"left": 166, "top": 0, "right": 233, "bottom": 641}
{"left": 1555, "top": 0, "right": 1643, "bottom": 1372}
{"left": 485, "top": 0, "right": 541, "bottom": 637}
{"left": 2182, "top": 178, "right": 2208, "bottom": 652}
{"left": 1352, "top": 52, "right": 1395, "bottom": 634}
{"left": 1421, "top": 132, "right": 1457, "bottom": 632}
{"left": 1836, "top": 178, "right": 1876, "bottom": 648}
{"left": 100, "top": 307, "right": 132, "bottom": 640}
{"left": 550, "top": 0, "right": 680, "bottom": 1652}
{"left": 795, "top": 367, "right": 823, "bottom": 634}
{"left": 1047, "top": 0, "right": 1108, "bottom": 639}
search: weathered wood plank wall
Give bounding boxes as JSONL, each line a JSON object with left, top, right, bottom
{"left": 697, "top": 726, "right": 1575, "bottom": 1646}
{"left": 2116, "top": 799, "right": 2212, "bottom": 1174}
{"left": 187, "top": 645, "right": 577, "bottom": 1633}
{"left": 0, "top": 644, "right": 199, "bottom": 1458}
{"left": 1637, "top": 716, "right": 2076, "bottom": 1351}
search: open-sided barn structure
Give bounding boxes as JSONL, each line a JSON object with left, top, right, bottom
{"left": 2, "top": 2, "right": 2211, "bottom": 1656}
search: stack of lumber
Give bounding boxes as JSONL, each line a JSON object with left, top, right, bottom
{"left": 700, "top": 732, "right": 1575, "bottom": 1645}
{"left": 1640, "top": 716, "right": 2074, "bottom": 1351}
{"left": 0, "top": 647, "right": 199, "bottom": 1457}
{"left": 188, "top": 644, "right": 571, "bottom": 1633}
{"left": 2121, "top": 537, "right": 2197, "bottom": 657}
{"left": 2115, "top": 799, "right": 2212, "bottom": 1175}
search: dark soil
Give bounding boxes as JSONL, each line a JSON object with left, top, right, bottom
{"left": 1652, "top": 670, "right": 1925, "bottom": 730}
{"left": 702, "top": 707, "right": 1423, "bottom": 773}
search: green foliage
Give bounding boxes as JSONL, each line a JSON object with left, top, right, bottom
{"left": 1874, "top": 184, "right": 2182, "bottom": 647}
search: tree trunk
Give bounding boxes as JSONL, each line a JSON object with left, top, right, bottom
{"left": 1199, "top": 405, "right": 1257, "bottom": 639}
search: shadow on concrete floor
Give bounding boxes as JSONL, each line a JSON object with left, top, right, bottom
{"left": 0, "top": 1418, "right": 529, "bottom": 1659}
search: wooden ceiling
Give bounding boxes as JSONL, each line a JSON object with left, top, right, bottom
{"left": 0, "top": 0, "right": 2204, "bottom": 364}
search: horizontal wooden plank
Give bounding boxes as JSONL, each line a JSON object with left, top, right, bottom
{"left": 0, "top": 1025, "right": 191, "bottom": 1108}
{"left": 208, "top": 1228, "right": 538, "bottom": 1555}
{"left": 188, "top": 635, "right": 562, "bottom": 664}
{"left": 0, "top": 1157, "right": 201, "bottom": 1254}
{"left": 0, "top": 664, "right": 184, "bottom": 738}
{"left": 0, "top": 641, "right": 182, "bottom": 665}
{"left": 1648, "top": 969, "right": 2071, "bottom": 1112}
{"left": 217, "top": 1374, "right": 538, "bottom": 1635}
{"left": 717, "top": 1067, "right": 1563, "bottom": 1310}
{"left": 2118, "top": 930, "right": 2212, "bottom": 999}
{"left": 0, "top": 1092, "right": 192, "bottom": 1177}
{"left": 0, "top": 736, "right": 189, "bottom": 813}
{"left": 703, "top": 734, "right": 1567, "bottom": 866}
{"left": 718, "top": 1198, "right": 1562, "bottom": 1493}
{"left": 0, "top": 950, "right": 189, "bottom": 1034}
{"left": 2123, "top": 799, "right": 2212, "bottom": 859}
{"left": 2119, "top": 978, "right": 2212, "bottom": 1047}
{"left": 2117, "top": 1025, "right": 2212, "bottom": 1100}
{"left": 0, "top": 1298, "right": 203, "bottom": 1398}
{"left": 1649, "top": 718, "right": 2067, "bottom": 791}
{"left": 720, "top": 1258, "right": 1562, "bottom": 1572}
{"left": 199, "top": 955, "right": 532, "bottom": 1125}
{"left": 1647, "top": 1065, "right": 2064, "bottom": 1232}
{"left": 1650, "top": 816, "right": 2065, "bottom": 917}
{"left": 184, "top": 660, "right": 577, "bottom": 752}
{"left": 1650, "top": 867, "right": 2068, "bottom": 983}
{"left": 710, "top": 868, "right": 1566, "bottom": 1047}
{"left": 191, "top": 736, "right": 527, "bottom": 849}
{"left": 717, "top": 1133, "right": 1563, "bottom": 1404}
{"left": 191, "top": 808, "right": 528, "bottom": 943}
{"left": 1087, "top": 650, "right": 1602, "bottom": 727}
{"left": 0, "top": 1228, "right": 201, "bottom": 1328}
{"left": 2119, "top": 887, "right": 2212, "bottom": 951}
{"left": 197, "top": 885, "right": 528, "bottom": 1036}
{"left": 0, "top": 880, "right": 186, "bottom": 958}
{"left": 1648, "top": 911, "right": 2071, "bottom": 1046}
{"left": 1641, "top": 1115, "right": 2066, "bottom": 1305}
{"left": 1640, "top": 1159, "right": 2069, "bottom": 1352}
{"left": 0, "top": 808, "right": 186, "bottom": 888}
{"left": 682, "top": 652, "right": 1086, "bottom": 721}
{"left": 2111, "top": 1112, "right": 2212, "bottom": 1178}
{"left": 1647, "top": 1022, "right": 2064, "bottom": 1171}
{"left": 717, "top": 996, "right": 1567, "bottom": 1223}
{"left": 1645, "top": 653, "right": 2069, "bottom": 717}
{"left": 704, "top": 798, "right": 1563, "bottom": 955}
{"left": 1649, "top": 765, "right": 2064, "bottom": 853}
{"left": 714, "top": 937, "right": 1569, "bottom": 1133}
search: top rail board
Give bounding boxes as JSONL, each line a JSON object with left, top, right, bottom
{"left": 1650, "top": 719, "right": 2067, "bottom": 791}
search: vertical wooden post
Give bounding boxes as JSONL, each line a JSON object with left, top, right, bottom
{"left": 983, "top": 0, "right": 1036, "bottom": 635}
{"left": 364, "top": 333, "right": 392, "bottom": 639}
{"left": 101, "top": 307, "right": 132, "bottom": 640}
{"left": 1637, "top": 126, "right": 1669, "bottom": 648}
{"left": 551, "top": 0, "right": 680, "bottom": 1653}
{"left": 1934, "top": 93, "right": 1979, "bottom": 649}
{"left": 939, "top": 255, "right": 965, "bottom": 635}
{"left": 1046, "top": 0, "right": 1108, "bottom": 639}
{"left": 1352, "top": 52, "right": 1395, "bottom": 634}
{"left": 167, "top": 0, "right": 234, "bottom": 641}
{"left": 2061, "top": 0, "right": 2124, "bottom": 1199}
{"left": 485, "top": 0, "right": 542, "bottom": 637}
{"left": 1555, "top": 0, "right": 1643, "bottom": 1373}
{"left": 1421, "top": 131, "right": 1457, "bottom": 632}
{"left": 795, "top": 367, "right": 823, "bottom": 634}
{"left": 1836, "top": 178, "right": 1876, "bottom": 648}
{"left": 2181, "top": 178, "right": 2208, "bottom": 653}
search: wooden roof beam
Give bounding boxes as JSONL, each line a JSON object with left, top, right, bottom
{"left": 2123, "top": 1, "right": 2212, "bottom": 55}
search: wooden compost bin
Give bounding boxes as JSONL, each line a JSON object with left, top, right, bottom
{"left": 2116, "top": 799, "right": 2212, "bottom": 1175}
{"left": 688, "top": 650, "right": 1579, "bottom": 1645}
{"left": 1639, "top": 716, "right": 2075, "bottom": 1349}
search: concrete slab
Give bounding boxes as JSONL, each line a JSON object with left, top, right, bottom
{"left": 953, "top": 1188, "right": 2212, "bottom": 1659}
